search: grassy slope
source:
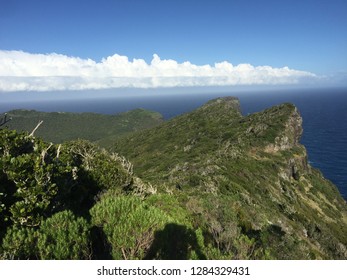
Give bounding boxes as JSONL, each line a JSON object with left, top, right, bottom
{"left": 5, "top": 108, "right": 163, "bottom": 145}
{"left": 112, "top": 97, "right": 347, "bottom": 259}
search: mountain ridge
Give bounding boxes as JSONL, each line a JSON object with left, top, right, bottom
{"left": 112, "top": 97, "right": 347, "bottom": 259}
{"left": 4, "top": 108, "right": 164, "bottom": 144}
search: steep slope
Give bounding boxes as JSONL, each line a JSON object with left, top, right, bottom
{"left": 113, "top": 97, "right": 347, "bottom": 259}
{"left": 5, "top": 108, "right": 163, "bottom": 145}
{"left": 113, "top": 97, "right": 242, "bottom": 179}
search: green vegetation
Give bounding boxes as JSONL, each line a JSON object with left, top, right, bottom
{"left": 112, "top": 97, "right": 347, "bottom": 259}
{"left": 1, "top": 97, "right": 347, "bottom": 259}
{"left": 90, "top": 195, "right": 171, "bottom": 260}
{"left": 5, "top": 108, "right": 163, "bottom": 146}
{"left": 2, "top": 211, "right": 90, "bottom": 259}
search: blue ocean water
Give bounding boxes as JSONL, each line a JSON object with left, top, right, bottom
{"left": 1, "top": 88, "right": 346, "bottom": 200}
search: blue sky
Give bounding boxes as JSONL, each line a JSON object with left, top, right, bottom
{"left": 0, "top": 0, "right": 346, "bottom": 92}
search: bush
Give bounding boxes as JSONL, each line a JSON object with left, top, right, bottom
{"left": 1, "top": 226, "right": 38, "bottom": 259}
{"left": 63, "top": 140, "right": 132, "bottom": 190}
{"left": 1, "top": 211, "right": 91, "bottom": 260}
{"left": 0, "top": 129, "right": 134, "bottom": 231}
{"left": 37, "top": 211, "right": 91, "bottom": 259}
{"left": 0, "top": 130, "right": 59, "bottom": 226}
{"left": 90, "top": 196, "right": 171, "bottom": 259}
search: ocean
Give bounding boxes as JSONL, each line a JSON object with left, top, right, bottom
{"left": 1, "top": 88, "right": 346, "bottom": 200}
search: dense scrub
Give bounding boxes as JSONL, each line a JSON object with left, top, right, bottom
{"left": 0, "top": 129, "right": 206, "bottom": 259}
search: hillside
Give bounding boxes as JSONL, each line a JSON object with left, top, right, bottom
{"left": 1, "top": 97, "right": 346, "bottom": 260}
{"left": 112, "top": 97, "right": 347, "bottom": 259}
{"left": 5, "top": 108, "right": 163, "bottom": 145}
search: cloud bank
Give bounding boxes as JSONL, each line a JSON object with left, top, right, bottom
{"left": 0, "top": 50, "right": 317, "bottom": 92}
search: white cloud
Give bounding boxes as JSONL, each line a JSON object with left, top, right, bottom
{"left": 0, "top": 50, "right": 317, "bottom": 91}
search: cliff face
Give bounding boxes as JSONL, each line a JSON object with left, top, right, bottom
{"left": 114, "top": 97, "right": 347, "bottom": 259}
{"left": 264, "top": 106, "right": 303, "bottom": 152}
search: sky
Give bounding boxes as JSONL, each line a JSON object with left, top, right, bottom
{"left": 0, "top": 0, "right": 347, "bottom": 93}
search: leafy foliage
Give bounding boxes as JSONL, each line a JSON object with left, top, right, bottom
{"left": 0, "top": 129, "right": 59, "bottom": 226}
{"left": 37, "top": 210, "right": 90, "bottom": 259}
{"left": 0, "top": 129, "right": 133, "bottom": 227}
{"left": 1, "top": 211, "right": 90, "bottom": 260}
{"left": 90, "top": 195, "right": 172, "bottom": 259}
{"left": 0, "top": 225, "right": 38, "bottom": 259}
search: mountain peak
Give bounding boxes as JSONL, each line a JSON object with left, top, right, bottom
{"left": 201, "top": 96, "right": 241, "bottom": 114}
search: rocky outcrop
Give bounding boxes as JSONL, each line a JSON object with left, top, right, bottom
{"left": 265, "top": 106, "right": 303, "bottom": 153}
{"left": 202, "top": 96, "right": 242, "bottom": 115}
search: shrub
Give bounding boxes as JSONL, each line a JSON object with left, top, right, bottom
{"left": 1, "top": 211, "right": 91, "bottom": 260}
{"left": 0, "top": 226, "right": 38, "bottom": 259}
{"left": 0, "top": 131, "right": 58, "bottom": 226}
{"left": 0, "top": 129, "right": 133, "bottom": 231}
{"left": 90, "top": 196, "right": 171, "bottom": 259}
{"left": 37, "top": 211, "right": 91, "bottom": 259}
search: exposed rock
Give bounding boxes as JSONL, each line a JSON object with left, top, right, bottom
{"left": 265, "top": 106, "right": 303, "bottom": 153}
{"left": 203, "top": 96, "right": 241, "bottom": 113}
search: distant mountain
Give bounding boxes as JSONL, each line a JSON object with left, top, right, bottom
{"left": 5, "top": 108, "right": 163, "bottom": 145}
{"left": 1, "top": 97, "right": 346, "bottom": 260}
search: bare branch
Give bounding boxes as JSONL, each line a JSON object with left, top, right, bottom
{"left": 56, "top": 144, "right": 62, "bottom": 159}
{"left": 41, "top": 143, "right": 53, "bottom": 164}
{"left": 0, "top": 113, "right": 12, "bottom": 127}
{"left": 29, "top": 120, "right": 43, "bottom": 137}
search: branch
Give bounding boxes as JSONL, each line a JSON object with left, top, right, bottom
{"left": 56, "top": 144, "right": 62, "bottom": 159}
{"left": 41, "top": 143, "right": 53, "bottom": 164}
{"left": 0, "top": 113, "right": 12, "bottom": 127}
{"left": 29, "top": 120, "right": 43, "bottom": 137}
